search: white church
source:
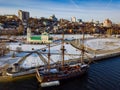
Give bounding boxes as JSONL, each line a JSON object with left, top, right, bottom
{"left": 27, "top": 28, "right": 52, "bottom": 44}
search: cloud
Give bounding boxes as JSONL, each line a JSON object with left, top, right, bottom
{"left": 70, "top": 0, "right": 79, "bottom": 8}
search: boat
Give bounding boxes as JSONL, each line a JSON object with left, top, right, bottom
{"left": 36, "top": 30, "right": 89, "bottom": 87}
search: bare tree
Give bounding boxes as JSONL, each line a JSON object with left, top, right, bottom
{"left": 0, "top": 42, "right": 9, "bottom": 56}
{"left": 18, "top": 24, "right": 24, "bottom": 35}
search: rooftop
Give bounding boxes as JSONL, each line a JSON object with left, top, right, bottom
{"left": 30, "top": 36, "right": 41, "bottom": 40}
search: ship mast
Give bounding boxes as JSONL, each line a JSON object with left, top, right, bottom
{"left": 48, "top": 35, "right": 51, "bottom": 71}
{"left": 81, "top": 25, "right": 85, "bottom": 64}
{"left": 61, "top": 30, "right": 65, "bottom": 67}
{"left": 60, "top": 19, "right": 65, "bottom": 67}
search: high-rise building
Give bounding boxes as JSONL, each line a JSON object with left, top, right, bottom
{"left": 18, "top": 10, "right": 30, "bottom": 21}
{"left": 18, "top": 10, "right": 30, "bottom": 34}
{"left": 71, "top": 17, "right": 76, "bottom": 22}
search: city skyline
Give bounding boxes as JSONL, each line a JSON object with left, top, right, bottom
{"left": 0, "top": 0, "right": 120, "bottom": 23}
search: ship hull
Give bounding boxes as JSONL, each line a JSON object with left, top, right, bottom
{"left": 36, "top": 64, "right": 89, "bottom": 87}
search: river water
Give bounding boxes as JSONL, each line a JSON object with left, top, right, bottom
{"left": 0, "top": 56, "right": 120, "bottom": 90}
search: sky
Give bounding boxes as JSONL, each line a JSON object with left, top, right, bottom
{"left": 0, "top": 0, "right": 120, "bottom": 23}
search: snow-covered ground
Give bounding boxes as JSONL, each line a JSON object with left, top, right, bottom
{"left": 21, "top": 53, "right": 44, "bottom": 69}
{"left": 1, "top": 36, "right": 120, "bottom": 69}
{"left": 9, "top": 43, "right": 46, "bottom": 51}
{"left": 0, "top": 42, "right": 81, "bottom": 69}
{"left": 20, "top": 43, "right": 81, "bottom": 69}
{"left": 0, "top": 56, "right": 20, "bottom": 67}
{"left": 85, "top": 38, "right": 120, "bottom": 50}
{"left": 50, "top": 34, "right": 94, "bottom": 40}
{"left": 42, "top": 44, "right": 80, "bottom": 61}
{"left": 0, "top": 52, "right": 29, "bottom": 67}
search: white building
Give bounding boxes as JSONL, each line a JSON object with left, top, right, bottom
{"left": 71, "top": 17, "right": 76, "bottom": 22}
{"left": 27, "top": 28, "right": 52, "bottom": 44}
{"left": 103, "top": 19, "right": 112, "bottom": 27}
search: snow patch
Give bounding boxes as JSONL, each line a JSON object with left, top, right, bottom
{"left": 85, "top": 38, "right": 120, "bottom": 50}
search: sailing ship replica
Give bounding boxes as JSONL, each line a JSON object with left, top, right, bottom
{"left": 36, "top": 30, "right": 89, "bottom": 87}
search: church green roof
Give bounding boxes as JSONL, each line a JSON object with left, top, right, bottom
{"left": 30, "top": 36, "right": 41, "bottom": 40}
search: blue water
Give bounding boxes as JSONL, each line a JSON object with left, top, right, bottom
{"left": 88, "top": 57, "right": 120, "bottom": 90}
{"left": 0, "top": 56, "right": 120, "bottom": 90}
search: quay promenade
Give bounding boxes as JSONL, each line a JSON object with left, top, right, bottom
{"left": 70, "top": 40, "right": 120, "bottom": 62}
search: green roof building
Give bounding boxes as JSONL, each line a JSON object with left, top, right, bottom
{"left": 27, "top": 28, "right": 52, "bottom": 44}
